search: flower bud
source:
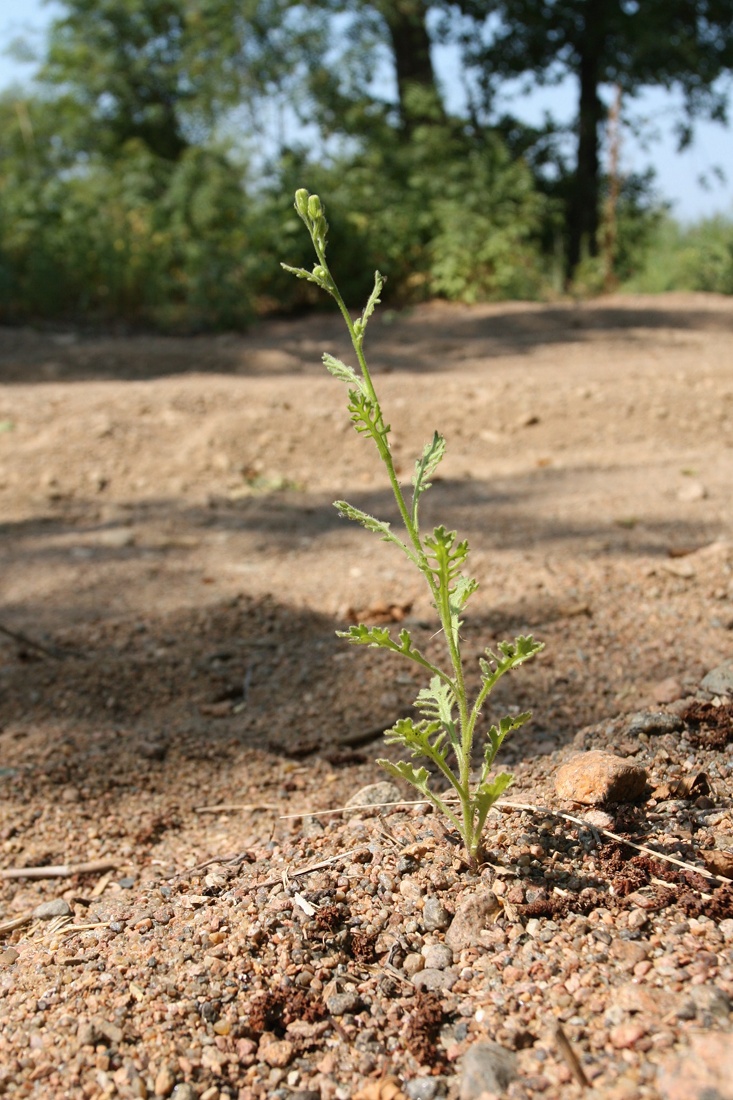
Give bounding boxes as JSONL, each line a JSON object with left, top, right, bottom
{"left": 307, "top": 194, "right": 323, "bottom": 220}
{"left": 294, "top": 189, "right": 310, "bottom": 218}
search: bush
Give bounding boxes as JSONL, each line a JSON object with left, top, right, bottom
{"left": 624, "top": 212, "right": 733, "bottom": 295}
{"left": 0, "top": 98, "right": 259, "bottom": 330}
{"left": 261, "top": 125, "right": 555, "bottom": 312}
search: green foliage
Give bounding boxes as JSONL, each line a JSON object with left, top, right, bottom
{"left": 625, "top": 213, "right": 733, "bottom": 295}
{"left": 0, "top": 92, "right": 258, "bottom": 329}
{"left": 272, "top": 125, "right": 553, "bottom": 310}
{"left": 284, "top": 189, "right": 544, "bottom": 868}
{"left": 454, "top": 0, "right": 733, "bottom": 274}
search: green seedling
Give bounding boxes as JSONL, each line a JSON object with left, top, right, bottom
{"left": 283, "top": 189, "right": 543, "bottom": 869}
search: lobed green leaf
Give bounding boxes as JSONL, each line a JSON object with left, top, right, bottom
{"left": 411, "top": 431, "right": 446, "bottom": 526}
{"left": 483, "top": 711, "right": 532, "bottom": 772}
{"left": 334, "top": 500, "right": 405, "bottom": 550}
{"left": 323, "top": 353, "right": 364, "bottom": 391}
{"left": 353, "top": 271, "right": 384, "bottom": 340}
{"left": 473, "top": 771, "right": 514, "bottom": 837}
{"left": 377, "top": 757, "right": 432, "bottom": 795}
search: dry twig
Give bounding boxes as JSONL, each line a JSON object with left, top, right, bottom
{"left": 194, "top": 803, "right": 279, "bottom": 814}
{"left": 0, "top": 859, "right": 118, "bottom": 881}
{"left": 281, "top": 796, "right": 729, "bottom": 889}
{"left": 0, "top": 621, "right": 81, "bottom": 660}
{"left": 554, "top": 1021, "right": 590, "bottom": 1089}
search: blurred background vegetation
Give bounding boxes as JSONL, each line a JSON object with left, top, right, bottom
{"left": 1, "top": 0, "right": 732, "bottom": 331}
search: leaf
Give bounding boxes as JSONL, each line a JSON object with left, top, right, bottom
{"left": 337, "top": 624, "right": 447, "bottom": 682}
{"left": 383, "top": 716, "right": 447, "bottom": 760}
{"left": 498, "top": 634, "right": 544, "bottom": 664}
{"left": 347, "top": 390, "right": 390, "bottom": 445}
{"left": 377, "top": 756, "right": 463, "bottom": 836}
{"left": 411, "top": 431, "right": 446, "bottom": 525}
{"left": 424, "top": 526, "right": 470, "bottom": 588}
{"left": 473, "top": 771, "right": 514, "bottom": 836}
{"left": 415, "top": 676, "right": 456, "bottom": 726}
{"left": 322, "top": 353, "right": 363, "bottom": 391}
{"left": 701, "top": 850, "right": 733, "bottom": 880}
{"left": 452, "top": 575, "right": 478, "bottom": 609}
{"left": 337, "top": 623, "right": 395, "bottom": 649}
{"left": 377, "top": 757, "right": 432, "bottom": 794}
{"left": 483, "top": 712, "right": 532, "bottom": 772}
{"left": 280, "top": 262, "right": 329, "bottom": 290}
{"left": 414, "top": 676, "right": 459, "bottom": 749}
{"left": 353, "top": 271, "right": 384, "bottom": 340}
{"left": 479, "top": 634, "right": 544, "bottom": 694}
{"left": 334, "top": 500, "right": 406, "bottom": 552}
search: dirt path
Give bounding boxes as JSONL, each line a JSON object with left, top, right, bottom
{"left": 1, "top": 292, "right": 733, "bottom": 1100}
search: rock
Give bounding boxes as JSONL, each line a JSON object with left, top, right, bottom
{"left": 93, "top": 1017, "right": 123, "bottom": 1045}
{"left": 649, "top": 677, "right": 683, "bottom": 704}
{"left": 258, "top": 1037, "right": 294, "bottom": 1068}
{"left": 627, "top": 711, "right": 684, "bottom": 737}
{"left": 609, "top": 938, "right": 648, "bottom": 968}
{"left": 445, "top": 891, "right": 500, "bottom": 950}
{"left": 325, "top": 990, "right": 363, "bottom": 1016}
{"left": 412, "top": 967, "right": 459, "bottom": 992}
{"left": 344, "top": 781, "right": 403, "bottom": 813}
{"left": 718, "top": 918, "right": 733, "bottom": 942}
{"left": 554, "top": 751, "right": 647, "bottom": 804}
{"left": 76, "top": 1020, "right": 97, "bottom": 1047}
{"left": 171, "top": 1088, "right": 197, "bottom": 1100}
{"left": 405, "top": 1078, "right": 442, "bottom": 1100}
{"left": 700, "top": 661, "right": 733, "bottom": 696}
{"left": 0, "top": 948, "right": 19, "bottom": 967}
{"left": 139, "top": 739, "right": 168, "bottom": 761}
{"left": 33, "top": 899, "right": 72, "bottom": 920}
{"left": 581, "top": 809, "right": 615, "bottom": 830}
{"left": 94, "top": 526, "right": 136, "bottom": 548}
{"left": 657, "top": 1033, "right": 733, "bottom": 1100}
{"left": 154, "top": 1067, "right": 175, "bottom": 1097}
{"left": 610, "top": 1021, "right": 647, "bottom": 1049}
{"left": 422, "top": 896, "right": 452, "bottom": 932}
{"left": 688, "top": 983, "right": 731, "bottom": 1021}
{"left": 423, "top": 944, "right": 453, "bottom": 970}
{"left": 460, "top": 1041, "right": 517, "bottom": 1099}
{"left": 402, "top": 953, "right": 425, "bottom": 977}
{"left": 677, "top": 480, "right": 707, "bottom": 502}
{"left": 610, "top": 982, "right": 679, "bottom": 1017}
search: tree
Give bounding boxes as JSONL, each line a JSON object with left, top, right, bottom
{"left": 455, "top": 0, "right": 733, "bottom": 274}
{"left": 38, "top": 0, "right": 314, "bottom": 161}
{"left": 295, "top": 0, "right": 446, "bottom": 141}
{"left": 375, "top": 0, "right": 447, "bottom": 134}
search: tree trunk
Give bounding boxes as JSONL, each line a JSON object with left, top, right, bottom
{"left": 567, "top": 8, "right": 608, "bottom": 275}
{"left": 378, "top": 0, "right": 445, "bottom": 135}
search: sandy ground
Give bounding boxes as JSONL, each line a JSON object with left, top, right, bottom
{"left": 1, "top": 292, "right": 733, "bottom": 1100}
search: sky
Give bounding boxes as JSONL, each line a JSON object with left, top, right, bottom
{"left": 2, "top": 0, "right": 732, "bottom": 223}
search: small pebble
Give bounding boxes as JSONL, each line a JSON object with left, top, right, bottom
{"left": 422, "top": 943, "right": 453, "bottom": 970}
{"left": 460, "top": 1041, "right": 517, "bottom": 1099}
{"left": 32, "top": 899, "right": 72, "bottom": 920}
{"left": 422, "top": 896, "right": 452, "bottom": 932}
{"left": 325, "top": 991, "right": 362, "bottom": 1016}
{"left": 413, "top": 967, "right": 459, "bottom": 992}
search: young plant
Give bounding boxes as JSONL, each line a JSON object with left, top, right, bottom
{"left": 283, "top": 189, "right": 543, "bottom": 869}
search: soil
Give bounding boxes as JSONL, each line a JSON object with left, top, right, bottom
{"left": 1, "top": 291, "right": 733, "bottom": 1100}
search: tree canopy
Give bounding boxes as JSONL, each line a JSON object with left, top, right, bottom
{"left": 0, "top": 0, "right": 731, "bottom": 328}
